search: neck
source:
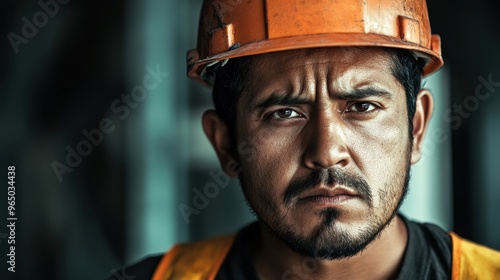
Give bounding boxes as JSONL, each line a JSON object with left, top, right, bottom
{"left": 253, "top": 216, "right": 408, "bottom": 280}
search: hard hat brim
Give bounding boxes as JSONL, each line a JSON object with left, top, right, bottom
{"left": 187, "top": 33, "right": 443, "bottom": 87}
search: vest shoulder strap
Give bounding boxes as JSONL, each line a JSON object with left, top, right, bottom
{"left": 152, "top": 233, "right": 236, "bottom": 280}
{"left": 153, "top": 231, "right": 500, "bottom": 279}
{"left": 450, "top": 232, "right": 500, "bottom": 280}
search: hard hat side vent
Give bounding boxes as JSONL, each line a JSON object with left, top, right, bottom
{"left": 398, "top": 16, "right": 421, "bottom": 45}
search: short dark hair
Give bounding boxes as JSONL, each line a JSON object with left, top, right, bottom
{"left": 211, "top": 48, "right": 424, "bottom": 145}
{"left": 211, "top": 56, "right": 253, "bottom": 144}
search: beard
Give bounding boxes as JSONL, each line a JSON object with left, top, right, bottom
{"left": 239, "top": 152, "right": 411, "bottom": 261}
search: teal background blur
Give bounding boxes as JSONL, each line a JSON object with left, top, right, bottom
{"left": 0, "top": 0, "right": 499, "bottom": 279}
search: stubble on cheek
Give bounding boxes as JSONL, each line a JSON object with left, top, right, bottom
{"left": 352, "top": 104, "right": 409, "bottom": 198}
{"left": 358, "top": 124, "right": 411, "bottom": 224}
{"left": 237, "top": 125, "right": 303, "bottom": 220}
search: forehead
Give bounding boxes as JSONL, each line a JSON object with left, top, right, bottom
{"left": 244, "top": 47, "right": 400, "bottom": 96}
{"left": 252, "top": 47, "right": 393, "bottom": 68}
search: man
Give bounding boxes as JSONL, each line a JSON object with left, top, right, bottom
{"left": 120, "top": 0, "right": 500, "bottom": 279}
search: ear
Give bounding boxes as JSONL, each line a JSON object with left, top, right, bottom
{"left": 411, "top": 89, "right": 434, "bottom": 164}
{"left": 202, "top": 110, "right": 239, "bottom": 177}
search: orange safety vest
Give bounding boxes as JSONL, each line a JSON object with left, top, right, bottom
{"left": 152, "top": 232, "right": 500, "bottom": 280}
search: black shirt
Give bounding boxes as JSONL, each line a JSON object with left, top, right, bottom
{"left": 115, "top": 215, "right": 452, "bottom": 279}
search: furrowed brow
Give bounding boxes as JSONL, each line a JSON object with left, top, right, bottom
{"left": 251, "top": 93, "right": 310, "bottom": 111}
{"left": 336, "top": 87, "right": 393, "bottom": 101}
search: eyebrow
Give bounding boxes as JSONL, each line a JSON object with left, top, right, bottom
{"left": 251, "top": 93, "right": 310, "bottom": 111}
{"left": 250, "top": 87, "right": 393, "bottom": 111}
{"left": 335, "top": 87, "right": 393, "bottom": 101}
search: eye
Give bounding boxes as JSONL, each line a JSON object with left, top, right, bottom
{"left": 269, "top": 109, "right": 302, "bottom": 119}
{"left": 346, "top": 102, "right": 378, "bottom": 113}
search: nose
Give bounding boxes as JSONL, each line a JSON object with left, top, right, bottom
{"left": 303, "top": 109, "right": 350, "bottom": 169}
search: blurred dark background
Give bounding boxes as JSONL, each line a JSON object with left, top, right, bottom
{"left": 0, "top": 0, "right": 499, "bottom": 279}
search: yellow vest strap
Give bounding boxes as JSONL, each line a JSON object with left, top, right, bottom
{"left": 152, "top": 231, "right": 500, "bottom": 279}
{"left": 450, "top": 232, "right": 500, "bottom": 280}
{"left": 152, "top": 234, "right": 236, "bottom": 280}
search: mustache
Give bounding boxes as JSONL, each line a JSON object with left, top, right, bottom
{"left": 283, "top": 168, "right": 373, "bottom": 206}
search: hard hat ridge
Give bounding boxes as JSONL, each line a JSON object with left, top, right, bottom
{"left": 187, "top": 0, "right": 443, "bottom": 87}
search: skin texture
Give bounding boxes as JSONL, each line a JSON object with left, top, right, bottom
{"left": 202, "top": 47, "right": 434, "bottom": 279}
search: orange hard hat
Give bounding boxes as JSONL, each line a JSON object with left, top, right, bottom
{"left": 187, "top": 0, "right": 443, "bottom": 86}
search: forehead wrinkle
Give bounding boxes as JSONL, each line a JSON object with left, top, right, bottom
{"left": 246, "top": 47, "right": 399, "bottom": 105}
{"left": 244, "top": 58, "right": 309, "bottom": 108}
{"left": 292, "top": 57, "right": 339, "bottom": 103}
{"left": 300, "top": 62, "right": 317, "bottom": 100}
{"left": 327, "top": 57, "right": 399, "bottom": 99}
{"left": 318, "top": 61, "right": 332, "bottom": 104}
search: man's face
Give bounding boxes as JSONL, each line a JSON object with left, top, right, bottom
{"left": 235, "top": 48, "right": 412, "bottom": 260}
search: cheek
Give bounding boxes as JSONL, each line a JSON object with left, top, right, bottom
{"left": 238, "top": 125, "right": 303, "bottom": 197}
{"left": 348, "top": 112, "right": 409, "bottom": 183}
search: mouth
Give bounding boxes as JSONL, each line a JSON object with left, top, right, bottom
{"left": 298, "top": 187, "right": 360, "bottom": 206}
